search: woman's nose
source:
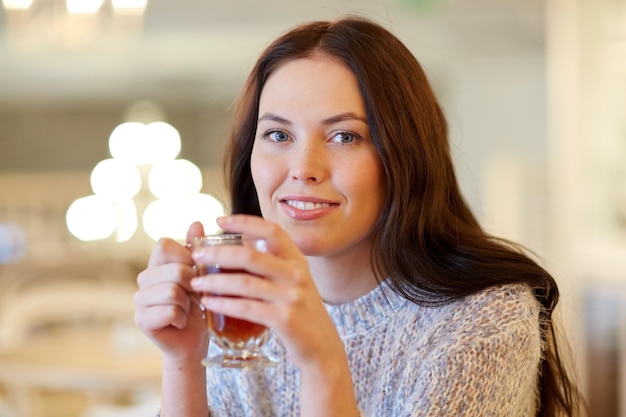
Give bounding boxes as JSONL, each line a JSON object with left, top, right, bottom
{"left": 289, "top": 140, "right": 327, "bottom": 183}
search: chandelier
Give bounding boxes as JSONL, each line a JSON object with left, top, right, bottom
{"left": 66, "top": 101, "right": 225, "bottom": 244}
{"left": 2, "top": 0, "right": 149, "bottom": 46}
{"left": 2, "top": 0, "right": 147, "bottom": 14}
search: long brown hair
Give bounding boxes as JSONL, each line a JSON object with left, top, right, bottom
{"left": 225, "top": 16, "right": 585, "bottom": 417}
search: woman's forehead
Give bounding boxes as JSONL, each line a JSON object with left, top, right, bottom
{"left": 258, "top": 56, "right": 363, "bottom": 115}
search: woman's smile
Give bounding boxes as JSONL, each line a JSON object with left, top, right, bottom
{"left": 283, "top": 200, "right": 334, "bottom": 211}
{"left": 279, "top": 197, "right": 340, "bottom": 221}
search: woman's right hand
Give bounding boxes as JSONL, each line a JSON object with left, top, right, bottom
{"left": 134, "top": 222, "right": 209, "bottom": 360}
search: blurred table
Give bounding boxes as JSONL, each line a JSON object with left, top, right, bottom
{"left": 0, "top": 327, "right": 162, "bottom": 417}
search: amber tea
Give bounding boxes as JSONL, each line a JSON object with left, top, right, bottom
{"left": 191, "top": 234, "right": 277, "bottom": 368}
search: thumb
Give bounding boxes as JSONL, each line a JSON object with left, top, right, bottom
{"left": 186, "top": 221, "right": 205, "bottom": 244}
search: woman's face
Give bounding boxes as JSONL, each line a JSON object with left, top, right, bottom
{"left": 250, "top": 55, "right": 386, "bottom": 257}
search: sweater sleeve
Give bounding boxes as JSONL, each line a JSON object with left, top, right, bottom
{"left": 401, "top": 286, "right": 543, "bottom": 417}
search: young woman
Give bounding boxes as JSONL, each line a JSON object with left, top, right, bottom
{"left": 134, "top": 16, "right": 585, "bottom": 417}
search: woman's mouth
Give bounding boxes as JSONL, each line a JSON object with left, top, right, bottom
{"left": 280, "top": 198, "right": 338, "bottom": 220}
{"left": 283, "top": 200, "right": 333, "bottom": 210}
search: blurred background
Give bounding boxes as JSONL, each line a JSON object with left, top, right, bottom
{"left": 0, "top": 0, "right": 625, "bottom": 416}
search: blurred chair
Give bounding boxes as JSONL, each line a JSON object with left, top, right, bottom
{"left": 0, "top": 261, "right": 161, "bottom": 417}
{"left": 0, "top": 262, "right": 137, "bottom": 349}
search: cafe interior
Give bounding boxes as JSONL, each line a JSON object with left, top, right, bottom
{"left": 0, "top": 0, "right": 625, "bottom": 416}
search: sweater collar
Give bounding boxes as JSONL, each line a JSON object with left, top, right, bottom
{"left": 323, "top": 280, "right": 407, "bottom": 338}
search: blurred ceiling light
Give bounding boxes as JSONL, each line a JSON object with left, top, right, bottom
{"left": 68, "top": 107, "right": 219, "bottom": 243}
{"left": 108, "top": 122, "right": 147, "bottom": 166}
{"left": 144, "top": 121, "right": 182, "bottom": 164}
{"left": 108, "top": 121, "right": 180, "bottom": 166}
{"left": 112, "top": 0, "right": 147, "bottom": 15}
{"left": 2, "top": 0, "right": 33, "bottom": 10}
{"left": 90, "top": 158, "right": 142, "bottom": 201}
{"left": 143, "top": 194, "right": 224, "bottom": 241}
{"left": 3, "top": 0, "right": 148, "bottom": 46}
{"left": 185, "top": 193, "right": 226, "bottom": 233}
{"left": 66, "top": 0, "right": 104, "bottom": 14}
{"left": 66, "top": 195, "right": 118, "bottom": 241}
{"left": 148, "top": 159, "right": 202, "bottom": 200}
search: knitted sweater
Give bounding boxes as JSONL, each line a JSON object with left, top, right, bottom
{"left": 205, "top": 282, "right": 543, "bottom": 416}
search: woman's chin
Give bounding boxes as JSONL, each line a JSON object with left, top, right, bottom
{"left": 293, "top": 239, "right": 329, "bottom": 257}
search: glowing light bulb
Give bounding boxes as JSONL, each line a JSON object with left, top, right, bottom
{"left": 109, "top": 122, "right": 148, "bottom": 166}
{"left": 142, "top": 194, "right": 224, "bottom": 240}
{"left": 108, "top": 120, "right": 181, "bottom": 166}
{"left": 148, "top": 159, "right": 202, "bottom": 199}
{"left": 2, "top": 0, "right": 34, "bottom": 10}
{"left": 66, "top": 0, "right": 104, "bottom": 14}
{"left": 144, "top": 121, "right": 181, "bottom": 164}
{"left": 66, "top": 196, "right": 118, "bottom": 241}
{"left": 90, "top": 158, "right": 142, "bottom": 201}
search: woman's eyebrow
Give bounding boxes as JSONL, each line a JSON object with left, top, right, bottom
{"left": 258, "top": 112, "right": 368, "bottom": 125}
{"left": 258, "top": 113, "right": 291, "bottom": 124}
{"left": 322, "top": 112, "right": 368, "bottom": 125}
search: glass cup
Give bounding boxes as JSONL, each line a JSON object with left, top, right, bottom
{"left": 190, "top": 233, "right": 278, "bottom": 369}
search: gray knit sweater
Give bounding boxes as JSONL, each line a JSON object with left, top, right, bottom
{"left": 205, "top": 282, "right": 542, "bottom": 416}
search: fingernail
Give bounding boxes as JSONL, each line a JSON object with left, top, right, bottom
{"left": 217, "top": 216, "right": 231, "bottom": 224}
{"left": 190, "top": 278, "right": 202, "bottom": 290}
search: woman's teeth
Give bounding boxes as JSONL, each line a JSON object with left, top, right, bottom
{"left": 285, "top": 200, "right": 331, "bottom": 210}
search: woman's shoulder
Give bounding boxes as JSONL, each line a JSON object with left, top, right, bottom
{"left": 461, "top": 283, "right": 540, "bottom": 319}
{"left": 389, "top": 283, "right": 542, "bottom": 351}
{"left": 438, "top": 283, "right": 542, "bottom": 341}
{"left": 395, "top": 284, "right": 544, "bottom": 417}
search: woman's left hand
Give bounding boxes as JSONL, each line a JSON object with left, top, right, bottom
{"left": 189, "top": 214, "right": 345, "bottom": 371}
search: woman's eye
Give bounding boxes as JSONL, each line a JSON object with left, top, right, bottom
{"left": 267, "top": 130, "right": 289, "bottom": 142}
{"left": 332, "top": 132, "right": 356, "bottom": 143}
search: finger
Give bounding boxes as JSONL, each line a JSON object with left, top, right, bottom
{"left": 200, "top": 294, "right": 276, "bottom": 327}
{"left": 191, "top": 272, "right": 287, "bottom": 302}
{"left": 186, "top": 221, "right": 205, "bottom": 245}
{"left": 148, "top": 237, "right": 194, "bottom": 268}
{"left": 137, "top": 262, "right": 198, "bottom": 291}
{"left": 135, "top": 304, "right": 191, "bottom": 332}
{"left": 216, "top": 215, "right": 302, "bottom": 259}
{"left": 192, "top": 247, "right": 300, "bottom": 288}
{"left": 134, "top": 282, "right": 193, "bottom": 314}
{"left": 191, "top": 241, "right": 267, "bottom": 271}
{"left": 147, "top": 221, "right": 205, "bottom": 269}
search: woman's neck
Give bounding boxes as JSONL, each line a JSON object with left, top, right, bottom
{"left": 306, "top": 248, "right": 379, "bottom": 305}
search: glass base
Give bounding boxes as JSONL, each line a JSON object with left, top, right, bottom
{"left": 201, "top": 352, "right": 279, "bottom": 369}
